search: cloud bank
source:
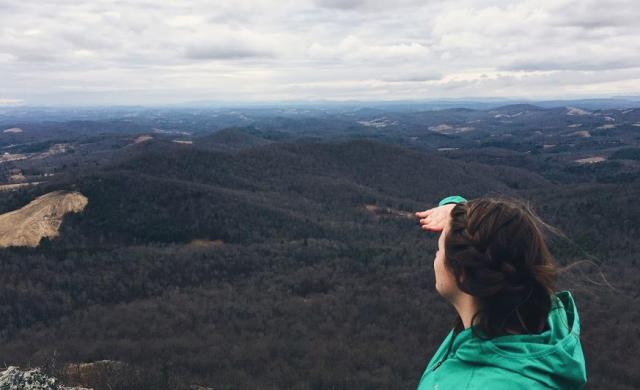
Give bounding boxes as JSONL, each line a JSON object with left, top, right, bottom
{"left": 1, "top": 0, "right": 639, "bottom": 105}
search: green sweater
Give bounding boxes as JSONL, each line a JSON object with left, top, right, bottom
{"left": 417, "top": 195, "right": 587, "bottom": 389}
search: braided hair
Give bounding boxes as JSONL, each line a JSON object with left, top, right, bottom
{"left": 444, "top": 197, "right": 558, "bottom": 339}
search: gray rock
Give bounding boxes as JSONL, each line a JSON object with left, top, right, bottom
{"left": 0, "top": 366, "right": 91, "bottom": 390}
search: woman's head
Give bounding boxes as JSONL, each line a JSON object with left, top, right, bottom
{"left": 436, "top": 197, "right": 558, "bottom": 338}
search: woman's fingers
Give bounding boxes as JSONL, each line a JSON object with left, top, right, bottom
{"left": 421, "top": 218, "right": 443, "bottom": 231}
{"left": 417, "top": 203, "right": 456, "bottom": 232}
{"left": 415, "top": 209, "right": 433, "bottom": 218}
{"left": 421, "top": 224, "right": 443, "bottom": 232}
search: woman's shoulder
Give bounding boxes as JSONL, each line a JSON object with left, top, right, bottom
{"left": 419, "top": 362, "right": 553, "bottom": 390}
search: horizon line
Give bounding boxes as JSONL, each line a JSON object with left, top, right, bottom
{"left": 2, "top": 95, "right": 640, "bottom": 109}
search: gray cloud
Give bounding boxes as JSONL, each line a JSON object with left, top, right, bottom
{"left": 502, "top": 58, "right": 640, "bottom": 72}
{"left": 550, "top": 0, "right": 639, "bottom": 30}
{"left": 380, "top": 73, "right": 443, "bottom": 83}
{"left": 313, "top": 0, "right": 369, "bottom": 10}
{"left": 185, "top": 45, "right": 275, "bottom": 60}
{"left": 313, "top": 0, "right": 432, "bottom": 11}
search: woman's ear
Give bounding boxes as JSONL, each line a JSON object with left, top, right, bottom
{"left": 456, "top": 268, "right": 466, "bottom": 285}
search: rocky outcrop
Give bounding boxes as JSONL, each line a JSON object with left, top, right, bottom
{"left": 0, "top": 366, "right": 90, "bottom": 390}
{"left": 133, "top": 135, "right": 153, "bottom": 144}
{"left": 0, "top": 190, "right": 88, "bottom": 247}
{"left": 62, "top": 361, "right": 126, "bottom": 388}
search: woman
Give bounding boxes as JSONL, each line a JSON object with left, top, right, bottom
{"left": 414, "top": 195, "right": 587, "bottom": 389}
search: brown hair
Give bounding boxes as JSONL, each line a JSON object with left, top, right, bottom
{"left": 445, "top": 197, "right": 559, "bottom": 339}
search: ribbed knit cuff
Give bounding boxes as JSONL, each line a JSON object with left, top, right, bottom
{"left": 438, "top": 195, "right": 467, "bottom": 206}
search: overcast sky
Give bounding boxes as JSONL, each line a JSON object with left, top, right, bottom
{"left": 1, "top": 0, "right": 639, "bottom": 105}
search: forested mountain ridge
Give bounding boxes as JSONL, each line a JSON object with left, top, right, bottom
{"left": 16, "top": 139, "right": 548, "bottom": 248}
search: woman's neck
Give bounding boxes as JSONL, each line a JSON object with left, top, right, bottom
{"left": 452, "top": 292, "right": 481, "bottom": 329}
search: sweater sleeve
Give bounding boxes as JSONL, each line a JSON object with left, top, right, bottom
{"left": 438, "top": 195, "right": 468, "bottom": 206}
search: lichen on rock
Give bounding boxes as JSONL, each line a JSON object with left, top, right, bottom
{"left": 0, "top": 366, "right": 90, "bottom": 390}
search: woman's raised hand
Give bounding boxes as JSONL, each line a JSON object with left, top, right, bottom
{"left": 415, "top": 203, "right": 456, "bottom": 232}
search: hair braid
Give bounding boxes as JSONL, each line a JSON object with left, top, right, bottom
{"left": 444, "top": 197, "right": 557, "bottom": 338}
